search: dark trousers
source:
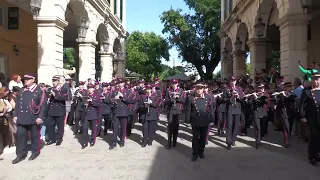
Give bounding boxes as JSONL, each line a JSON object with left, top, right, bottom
{"left": 102, "top": 114, "right": 111, "bottom": 134}
{"left": 112, "top": 117, "right": 127, "bottom": 144}
{"left": 47, "top": 116, "right": 65, "bottom": 141}
{"left": 226, "top": 114, "right": 241, "bottom": 145}
{"left": 67, "top": 104, "right": 75, "bottom": 125}
{"left": 280, "top": 108, "right": 293, "bottom": 145}
{"left": 82, "top": 119, "right": 98, "bottom": 145}
{"left": 97, "top": 113, "right": 103, "bottom": 135}
{"left": 142, "top": 120, "right": 157, "bottom": 142}
{"left": 253, "top": 115, "right": 268, "bottom": 144}
{"left": 127, "top": 115, "right": 133, "bottom": 136}
{"left": 308, "top": 126, "right": 320, "bottom": 159}
{"left": 16, "top": 124, "right": 40, "bottom": 157}
{"left": 217, "top": 112, "right": 226, "bottom": 131}
{"left": 167, "top": 115, "right": 180, "bottom": 145}
{"left": 74, "top": 110, "right": 84, "bottom": 133}
{"left": 192, "top": 126, "right": 208, "bottom": 156}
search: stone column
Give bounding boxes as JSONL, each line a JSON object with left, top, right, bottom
{"left": 100, "top": 52, "right": 114, "bottom": 82}
{"left": 113, "top": 59, "right": 125, "bottom": 78}
{"left": 247, "top": 38, "right": 268, "bottom": 80}
{"left": 221, "top": 59, "right": 233, "bottom": 80}
{"left": 232, "top": 50, "right": 247, "bottom": 77}
{"left": 36, "top": 17, "right": 68, "bottom": 85}
{"left": 78, "top": 40, "right": 97, "bottom": 81}
{"left": 276, "top": 14, "right": 310, "bottom": 82}
{"left": 110, "top": 0, "right": 115, "bottom": 14}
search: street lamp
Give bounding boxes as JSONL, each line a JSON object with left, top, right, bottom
{"left": 254, "top": 18, "right": 266, "bottom": 37}
{"left": 222, "top": 48, "right": 229, "bottom": 60}
{"left": 234, "top": 37, "right": 242, "bottom": 51}
{"left": 78, "top": 16, "right": 89, "bottom": 42}
{"left": 300, "top": 0, "right": 312, "bottom": 9}
{"left": 30, "top": 0, "right": 43, "bottom": 16}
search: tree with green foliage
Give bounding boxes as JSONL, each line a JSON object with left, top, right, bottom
{"left": 63, "top": 48, "right": 76, "bottom": 69}
{"left": 126, "top": 31, "right": 170, "bottom": 81}
{"left": 158, "top": 64, "right": 185, "bottom": 80}
{"left": 160, "top": 0, "right": 221, "bottom": 80}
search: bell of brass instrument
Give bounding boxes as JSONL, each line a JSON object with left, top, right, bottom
{"left": 170, "top": 92, "right": 180, "bottom": 110}
{"left": 145, "top": 95, "right": 151, "bottom": 114}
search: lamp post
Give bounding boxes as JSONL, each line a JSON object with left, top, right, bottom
{"left": 77, "top": 16, "right": 89, "bottom": 42}
{"left": 222, "top": 48, "right": 229, "bottom": 60}
{"left": 234, "top": 37, "right": 242, "bottom": 51}
{"left": 254, "top": 18, "right": 266, "bottom": 37}
{"left": 30, "top": 0, "right": 43, "bottom": 16}
{"left": 300, "top": 0, "right": 312, "bottom": 9}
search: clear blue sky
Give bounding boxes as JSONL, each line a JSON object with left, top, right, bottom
{"left": 126, "top": 0, "right": 221, "bottom": 73}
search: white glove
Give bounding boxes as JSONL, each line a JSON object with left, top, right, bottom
{"left": 147, "top": 99, "right": 153, "bottom": 104}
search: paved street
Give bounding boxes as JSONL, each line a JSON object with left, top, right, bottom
{"left": 0, "top": 115, "right": 319, "bottom": 180}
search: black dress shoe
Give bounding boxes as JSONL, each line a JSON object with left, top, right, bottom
{"left": 310, "top": 158, "right": 318, "bottom": 166}
{"left": 119, "top": 143, "right": 124, "bottom": 147}
{"left": 148, "top": 141, "right": 152, "bottom": 146}
{"left": 141, "top": 142, "right": 147, "bottom": 148}
{"left": 256, "top": 144, "right": 259, "bottom": 149}
{"left": 166, "top": 143, "right": 171, "bottom": 149}
{"left": 191, "top": 155, "right": 198, "bottom": 162}
{"left": 46, "top": 140, "right": 56, "bottom": 145}
{"left": 232, "top": 142, "right": 236, "bottom": 146}
{"left": 90, "top": 142, "right": 95, "bottom": 147}
{"left": 227, "top": 144, "right": 231, "bottom": 150}
{"left": 81, "top": 144, "right": 88, "bottom": 149}
{"left": 56, "top": 140, "right": 62, "bottom": 146}
{"left": 28, "top": 153, "right": 39, "bottom": 161}
{"left": 12, "top": 155, "right": 27, "bottom": 164}
{"left": 199, "top": 154, "right": 205, "bottom": 159}
{"left": 109, "top": 143, "right": 117, "bottom": 150}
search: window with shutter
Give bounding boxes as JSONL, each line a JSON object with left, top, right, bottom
{"left": 229, "top": 0, "right": 232, "bottom": 15}
{"left": 120, "top": 0, "right": 123, "bottom": 21}
{"left": 114, "top": 0, "right": 117, "bottom": 14}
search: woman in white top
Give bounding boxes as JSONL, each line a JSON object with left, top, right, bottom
{"left": 8, "top": 74, "right": 23, "bottom": 91}
{"left": 0, "top": 87, "right": 13, "bottom": 155}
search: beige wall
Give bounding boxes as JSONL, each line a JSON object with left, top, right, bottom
{"left": 0, "top": 0, "right": 37, "bottom": 79}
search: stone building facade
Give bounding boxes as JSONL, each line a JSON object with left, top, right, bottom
{"left": 220, "top": 0, "right": 319, "bottom": 82}
{"left": 0, "top": 0, "right": 126, "bottom": 85}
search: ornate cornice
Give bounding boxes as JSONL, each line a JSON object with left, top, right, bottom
{"left": 276, "top": 14, "right": 311, "bottom": 29}
{"left": 77, "top": 39, "right": 99, "bottom": 47}
{"left": 35, "top": 16, "right": 68, "bottom": 30}
{"left": 221, "top": 0, "right": 254, "bottom": 32}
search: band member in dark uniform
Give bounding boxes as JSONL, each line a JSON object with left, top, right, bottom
{"left": 223, "top": 76, "right": 244, "bottom": 150}
{"left": 126, "top": 84, "right": 136, "bottom": 137}
{"left": 186, "top": 84, "right": 215, "bottom": 161}
{"left": 46, "top": 75, "right": 70, "bottom": 146}
{"left": 164, "top": 79, "right": 186, "bottom": 149}
{"left": 12, "top": 74, "right": 46, "bottom": 164}
{"left": 100, "top": 83, "right": 113, "bottom": 135}
{"left": 109, "top": 78, "right": 135, "bottom": 149}
{"left": 138, "top": 84, "right": 159, "bottom": 147}
{"left": 81, "top": 84, "right": 101, "bottom": 149}
{"left": 300, "top": 72, "right": 320, "bottom": 166}
{"left": 72, "top": 81, "right": 87, "bottom": 135}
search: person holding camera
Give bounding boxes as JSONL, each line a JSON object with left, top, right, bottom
{"left": 12, "top": 74, "right": 46, "bottom": 164}
{"left": 46, "top": 75, "right": 70, "bottom": 146}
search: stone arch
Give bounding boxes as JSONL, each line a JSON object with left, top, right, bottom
{"left": 254, "top": 0, "right": 278, "bottom": 38}
{"left": 97, "top": 23, "right": 109, "bottom": 52}
{"left": 64, "top": 0, "right": 90, "bottom": 41}
{"left": 235, "top": 22, "right": 248, "bottom": 51}
{"left": 113, "top": 38, "right": 122, "bottom": 56}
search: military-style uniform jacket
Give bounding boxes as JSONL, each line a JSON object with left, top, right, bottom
{"left": 113, "top": 87, "right": 135, "bottom": 117}
{"left": 101, "top": 90, "right": 113, "bottom": 115}
{"left": 84, "top": 92, "right": 101, "bottom": 120}
{"left": 301, "top": 89, "right": 320, "bottom": 127}
{"left": 13, "top": 84, "right": 46, "bottom": 125}
{"left": 164, "top": 87, "right": 186, "bottom": 115}
{"left": 222, "top": 86, "right": 243, "bottom": 115}
{"left": 126, "top": 89, "right": 136, "bottom": 115}
{"left": 74, "top": 89, "right": 88, "bottom": 112}
{"left": 48, "top": 84, "right": 70, "bottom": 117}
{"left": 62, "top": 83, "right": 72, "bottom": 101}
{"left": 186, "top": 93, "right": 215, "bottom": 127}
{"left": 138, "top": 92, "right": 159, "bottom": 123}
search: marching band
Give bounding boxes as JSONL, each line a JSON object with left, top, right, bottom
{"left": 7, "top": 71, "right": 320, "bottom": 166}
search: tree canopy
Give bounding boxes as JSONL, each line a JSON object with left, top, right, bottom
{"left": 125, "top": 31, "right": 170, "bottom": 81}
{"left": 158, "top": 64, "right": 185, "bottom": 80}
{"left": 160, "top": 0, "right": 221, "bottom": 80}
{"left": 63, "top": 48, "right": 76, "bottom": 69}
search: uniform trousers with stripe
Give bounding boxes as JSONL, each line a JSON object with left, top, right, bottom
{"left": 16, "top": 124, "right": 40, "bottom": 157}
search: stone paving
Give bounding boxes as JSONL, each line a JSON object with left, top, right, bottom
{"left": 0, "top": 114, "right": 319, "bottom": 180}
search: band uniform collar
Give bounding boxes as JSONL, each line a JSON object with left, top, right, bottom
{"left": 55, "top": 84, "right": 62, "bottom": 91}
{"left": 24, "top": 83, "right": 37, "bottom": 92}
